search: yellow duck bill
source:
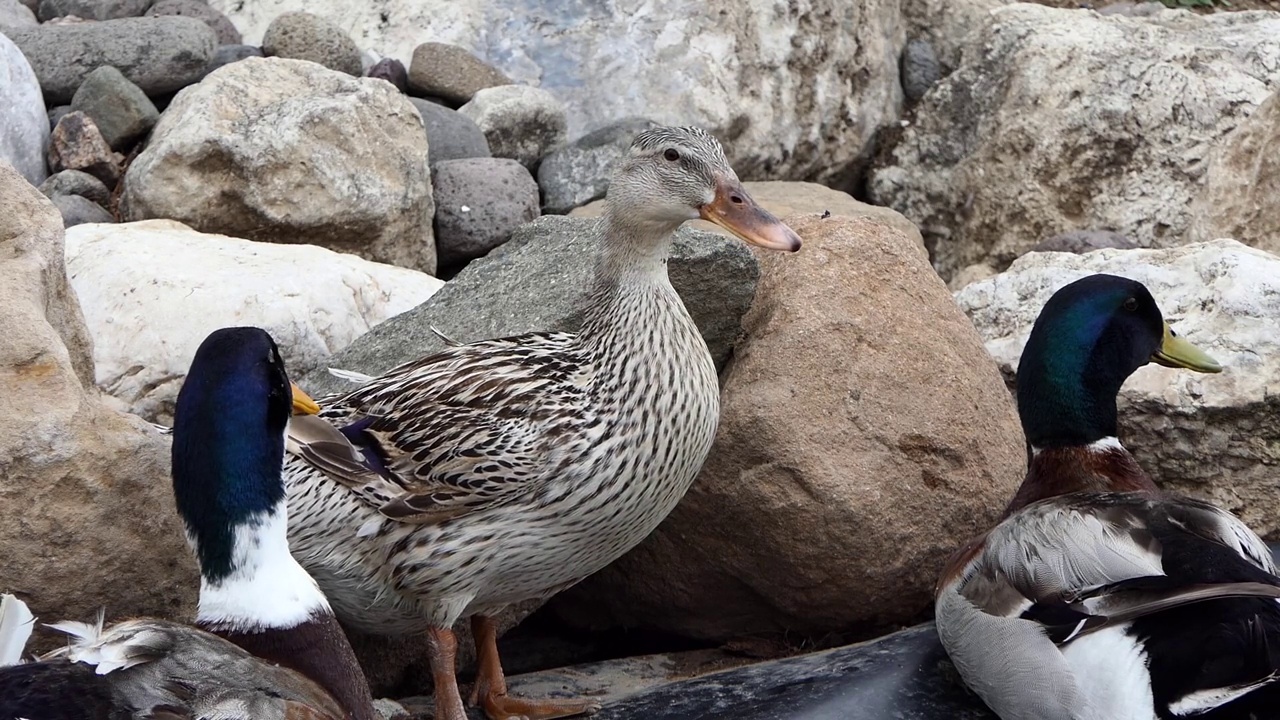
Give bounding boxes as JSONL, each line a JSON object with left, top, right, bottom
{"left": 1150, "top": 322, "right": 1222, "bottom": 373}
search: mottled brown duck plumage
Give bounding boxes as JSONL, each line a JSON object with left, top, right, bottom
{"left": 282, "top": 126, "right": 802, "bottom": 720}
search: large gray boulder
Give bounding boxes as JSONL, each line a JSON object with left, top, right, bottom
{"left": 302, "top": 215, "right": 760, "bottom": 397}
{"left": 0, "top": 32, "right": 48, "bottom": 184}
{"left": 7, "top": 16, "right": 218, "bottom": 104}
{"left": 208, "top": 0, "right": 904, "bottom": 184}
{"left": 869, "top": 4, "right": 1280, "bottom": 283}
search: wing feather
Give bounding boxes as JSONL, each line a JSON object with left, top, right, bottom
{"left": 289, "top": 332, "right": 591, "bottom": 524}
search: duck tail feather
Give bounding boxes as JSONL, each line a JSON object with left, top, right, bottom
{"left": 0, "top": 594, "right": 35, "bottom": 667}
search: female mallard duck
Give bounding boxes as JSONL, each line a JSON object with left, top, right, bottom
{"left": 0, "top": 327, "right": 376, "bottom": 720}
{"left": 282, "top": 125, "right": 802, "bottom": 720}
{"left": 936, "top": 274, "right": 1280, "bottom": 720}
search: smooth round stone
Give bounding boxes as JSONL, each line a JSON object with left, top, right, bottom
{"left": 457, "top": 85, "right": 567, "bottom": 169}
{"left": 367, "top": 57, "right": 408, "bottom": 94}
{"left": 146, "top": 0, "right": 241, "bottom": 45}
{"left": 37, "top": 0, "right": 150, "bottom": 21}
{"left": 0, "top": 31, "right": 48, "bottom": 185}
{"left": 901, "top": 38, "right": 940, "bottom": 103}
{"left": 53, "top": 194, "right": 114, "bottom": 227}
{"left": 261, "top": 11, "right": 362, "bottom": 77}
{"left": 407, "top": 42, "right": 511, "bottom": 105}
{"left": 7, "top": 17, "right": 217, "bottom": 104}
{"left": 39, "top": 169, "right": 110, "bottom": 206}
{"left": 70, "top": 66, "right": 159, "bottom": 150}
{"left": 431, "top": 157, "right": 539, "bottom": 270}
{"left": 0, "top": 0, "right": 37, "bottom": 30}
{"left": 409, "top": 98, "right": 490, "bottom": 165}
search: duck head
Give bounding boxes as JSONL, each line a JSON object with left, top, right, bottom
{"left": 1016, "top": 274, "right": 1221, "bottom": 450}
{"left": 172, "top": 327, "right": 330, "bottom": 633}
{"left": 606, "top": 126, "right": 802, "bottom": 252}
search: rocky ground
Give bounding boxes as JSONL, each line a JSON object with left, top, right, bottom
{"left": 1, "top": 0, "right": 1279, "bottom": 717}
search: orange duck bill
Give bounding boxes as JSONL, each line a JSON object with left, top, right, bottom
{"left": 699, "top": 177, "right": 802, "bottom": 252}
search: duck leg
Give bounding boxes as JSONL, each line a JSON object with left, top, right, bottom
{"left": 467, "top": 614, "right": 602, "bottom": 720}
{"left": 427, "top": 626, "right": 469, "bottom": 720}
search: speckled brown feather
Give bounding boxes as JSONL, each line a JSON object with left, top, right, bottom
{"left": 38, "top": 618, "right": 348, "bottom": 720}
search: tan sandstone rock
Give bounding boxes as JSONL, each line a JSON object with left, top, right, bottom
{"left": 122, "top": 57, "right": 437, "bottom": 274}
{"left": 1187, "top": 89, "right": 1280, "bottom": 257}
{"left": 0, "top": 160, "right": 196, "bottom": 648}
{"left": 551, "top": 214, "right": 1025, "bottom": 641}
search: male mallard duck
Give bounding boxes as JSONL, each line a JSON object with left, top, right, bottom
{"left": 0, "top": 327, "right": 376, "bottom": 720}
{"left": 936, "top": 274, "right": 1280, "bottom": 719}
{"left": 282, "top": 125, "right": 802, "bottom": 720}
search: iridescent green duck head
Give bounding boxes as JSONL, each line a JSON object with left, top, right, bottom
{"left": 1016, "top": 274, "right": 1222, "bottom": 450}
{"left": 606, "top": 125, "right": 802, "bottom": 253}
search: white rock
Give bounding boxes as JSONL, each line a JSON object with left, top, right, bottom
{"left": 205, "top": 0, "right": 903, "bottom": 185}
{"left": 870, "top": 5, "right": 1280, "bottom": 282}
{"left": 0, "top": 0, "right": 37, "bottom": 30}
{"left": 65, "top": 219, "right": 445, "bottom": 423}
{"left": 121, "top": 57, "right": 437, "bottom": 274}
{"left": 0, "top": 32, "right": 48, "bottom": 185}
{"left": 956, "top": 240, "right": 1280, "bottom": 535}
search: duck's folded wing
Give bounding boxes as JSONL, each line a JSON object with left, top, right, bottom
{"left": 288, "top": 401, "right": 565, "bottom": 525}
{"left": 41, "top": 619, "right": 346, "bottom": 720}
{"left": 936, "top": 493, "right": 1280, "bottom": 718}
{"left": 289, "top": 332, "right": 589, "bottom": 524}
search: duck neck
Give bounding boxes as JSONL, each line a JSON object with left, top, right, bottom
{"left": 193, "top": 500, "right": 377, "bottom": 720}
{"left": 579, "top": 212, "right": 683, "bottom": 345}
{"left": 216, "top": 611, "right": 378, "bottom": 720}
{"left": 1003, "top": 437, "right": 1157, "bottom": 518}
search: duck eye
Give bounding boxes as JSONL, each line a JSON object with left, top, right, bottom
{"left": 663, "top": 148, "right": 680, "bottom": 162}
{"left": 1123, "top": 297, "right": 1139, "bottom": 312}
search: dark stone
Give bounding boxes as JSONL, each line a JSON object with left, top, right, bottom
{"left": 204, "top": 44, "right": 264, "bottom": 78}
{"left": 432, "top": 158, "right": 540, "bottom": 271}
{"left": 48, "top": 104, "right": 71, "bottom": 130}
{"left": 394, "top": 624, "right": 995, "bottom": 720}
{"left": 37, "top": 0, "right": 150, "bottom": 21}
{"left": 301, "top": 215, "right": 759, "bottom": 398}
{"left": 593, "top": 625, "right": 994, "bottom": 720}
{"left": 367, "top": 57, "right": 408, "bottom": 94}
{"left": 7, "top": 17, "right": 218, "bottom": 104}
{"left": 146, "top": 0, "right": 241, "bottom": 45}
{"left": 52, "top": 194, "right": 114, "bottom": 226}
{"left": 901, "top": 38, "right": 941, "bottom": 103}
{"left": 47, "top": 111, "right": 121, "bottom": 188}
{"left": 69, "top": 66, "right": 159, "bottom": 150}
{"left": 536, "top": 118, "right": 658, "bottom": 214}
{"left": 1031, "top": 229, "right": 1138, "bottom": 254}
{"left": 39, "top": 169, "right": 110, "bottom": 206}
{"left": 408, "top": 98, "right": 490, "bottom": 165}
